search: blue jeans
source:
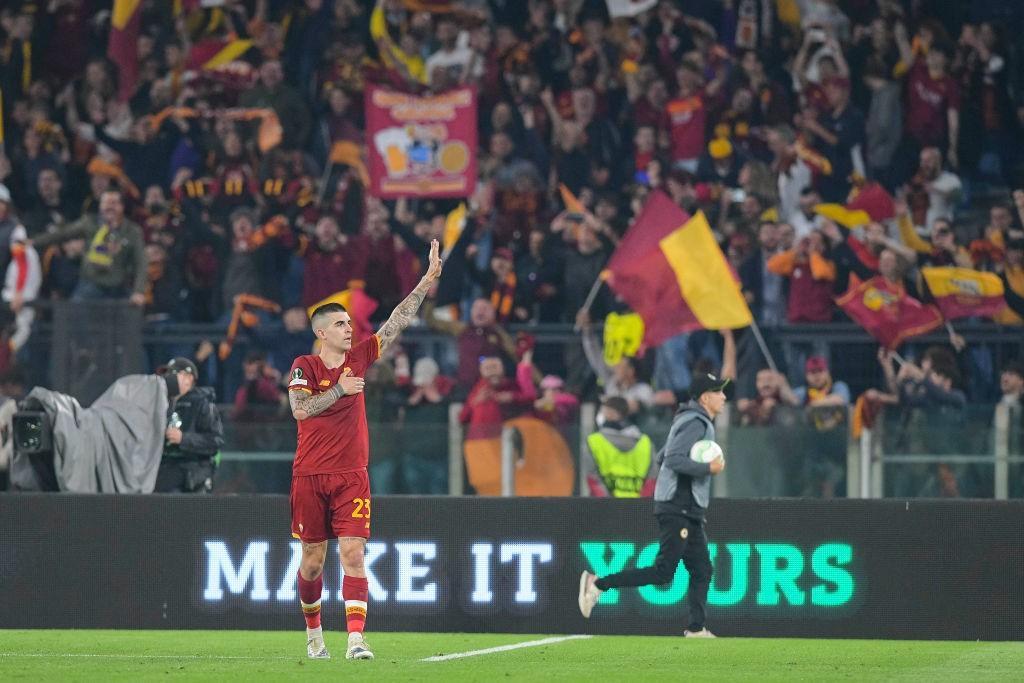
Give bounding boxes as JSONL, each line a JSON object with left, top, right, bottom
{"left": 71, "top": 280, "right": 128, "bottom": 301}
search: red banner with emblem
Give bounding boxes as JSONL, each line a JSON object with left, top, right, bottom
{"left": 836, "top": 277, "right": 943, "bottom": 349}
{"left": 365, "top": 85, "right": 477, "bottom": 198}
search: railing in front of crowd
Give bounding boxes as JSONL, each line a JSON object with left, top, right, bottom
{"left": 213, "top": 402, "right": 1022, "bottom": 500}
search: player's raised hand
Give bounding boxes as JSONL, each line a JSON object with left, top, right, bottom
{"left": 423, "top": 239, "right": 444, "bottom": 283}
{"left": 338, "top": 367, "right": 365, "bottom": 396}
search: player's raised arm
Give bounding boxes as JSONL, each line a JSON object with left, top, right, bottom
{"left": 376, "top": 238, "right": 444, "bottom": 352}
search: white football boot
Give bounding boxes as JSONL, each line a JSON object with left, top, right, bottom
{"left": 306, "top": 627, "right": 330, "bottom": 659}
{"left": 578, "top": 571, "right": 603, "bottom": 618}
{"left": 346, "top": 632, "right": 374, "bottom": 660}
{"left": 683, "top": 627, "right": 717, "bottom": 638}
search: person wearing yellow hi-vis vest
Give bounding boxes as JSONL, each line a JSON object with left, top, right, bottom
{"left": 582, "top": 396, "right": 657, "bottom": 498}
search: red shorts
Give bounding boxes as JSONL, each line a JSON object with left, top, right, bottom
{"left": 290, "top": 470, "right": 371, "bottom": 543}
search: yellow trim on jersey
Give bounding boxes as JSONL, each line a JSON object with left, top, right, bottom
{"left": 372, "top": 334, "right": 381, "bottom": 358}
{"left": 288, "top": 386, "right": 312, "bottom": 394}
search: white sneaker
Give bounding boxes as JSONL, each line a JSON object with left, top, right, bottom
{"left": 683, "top": 627, "right": 716, "bottom": 638}
{"left": 578, "top": 571, "right": 603, "bottom": 618}
{"left": 306, "top": 627, "right": 330, "bottom": 659}
{"left": 346, "top": 632, "right": 374, "bottom": 660}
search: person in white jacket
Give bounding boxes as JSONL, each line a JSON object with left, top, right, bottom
{"left": 2, "top": 225, "right": 41, "bottom": 352}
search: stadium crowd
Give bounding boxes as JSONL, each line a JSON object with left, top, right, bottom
{"left": 1, "top": 0, "right": 1023, "bottom": 497}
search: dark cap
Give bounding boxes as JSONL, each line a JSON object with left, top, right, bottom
{"left": 166, "top": 357, "right": 198, "bottom": 378}
{"left": 689, "top": 373, "right": 730, "bottom": 399}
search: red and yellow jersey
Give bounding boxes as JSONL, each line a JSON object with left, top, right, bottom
{"left": 288, "top": 336, "right": 381, "bottom": 476}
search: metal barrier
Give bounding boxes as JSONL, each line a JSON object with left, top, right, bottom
{"left": 859, "top": 404, "right": 1022, "bottom": 499}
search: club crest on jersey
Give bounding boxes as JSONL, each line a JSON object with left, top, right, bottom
{"left": 289, "top": 368, "right": 308, "bottom": 387}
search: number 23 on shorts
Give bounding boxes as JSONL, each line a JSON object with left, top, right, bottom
{"left": 351, "top": 497, "right": 371, "bottom": 519}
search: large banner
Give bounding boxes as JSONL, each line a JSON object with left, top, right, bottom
{"left": 0, "top": 495, "right": 1021, "bottom": 640}
{"left": 365, "top": 85, "right": 477, "bottom": 198}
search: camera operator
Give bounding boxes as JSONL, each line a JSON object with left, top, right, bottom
{"left": 154, "top": 357, "right": 224, "bottom": 493}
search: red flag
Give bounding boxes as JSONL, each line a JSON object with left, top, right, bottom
{"left": 846, "top": 182, "right": 895, "bottom": 223}
{"left": 836, "top": 277, "right": 943, "bottom": 349}
{"left": 604, "top": 192, "right": 751, "bottom": 346}
{"left": 108, "top": 0, "right": 142, "bottom": 101}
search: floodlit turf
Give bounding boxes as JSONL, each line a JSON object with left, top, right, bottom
{"left": 1, "top": 630, "right": 1023, "bottom": 681}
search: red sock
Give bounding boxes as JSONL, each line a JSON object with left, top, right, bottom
{"left": 342, "top": 575, "right": 368, "bottom": 634}
{"left": 297, "top": 571, "right": 322, "bottom": 630}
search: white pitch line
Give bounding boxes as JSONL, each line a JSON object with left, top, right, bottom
{"left": 0, "top": 653, "right": 296, "bottom": 661}
{"left": 421, "top": 635, "right": 593, "bottom": 662}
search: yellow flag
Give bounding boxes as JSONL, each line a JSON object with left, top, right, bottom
{"left": 602, "top": 312, "right": 645, "bottom": 366}
{"left": 658, "top": 211, "right": 753, "bottom": 329}
{"left": 443, "top": 202, "right": 466, "bottom": 255}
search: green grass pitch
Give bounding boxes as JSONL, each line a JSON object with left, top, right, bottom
{"left": 1, "top": 630, "right": 1022, "bottom": 681}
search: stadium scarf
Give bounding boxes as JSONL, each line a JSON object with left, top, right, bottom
{"left": 85, "top": 225, "right": 115, "bottom": 267}
{"left": 489, "top": 273, "right": 516, "bottom": 322}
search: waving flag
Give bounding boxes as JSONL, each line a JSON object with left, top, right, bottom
{"left": 815, "top": 182, "right": 895, "bottom": 228}
{"left": 108, "top": 0, "right": 142, "bottom": 101}
{"left": 836, "top": 277, "right": 942, "bottom": 349}
{"left": 920, "top": 267, "right": 1006, "bottom": 320}
{"left": 604, "top": 192, "right": 752, "bottom": 346}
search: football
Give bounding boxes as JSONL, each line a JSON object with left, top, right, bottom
{"left": 690, "top": 439, "right": 723, "bottom": 463}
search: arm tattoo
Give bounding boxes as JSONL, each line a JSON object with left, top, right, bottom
{"left": 289, "top": 383, "right": 345, "bottom": 420}
{"left": 376, "top": 278, "right": 431, "bottom": 352}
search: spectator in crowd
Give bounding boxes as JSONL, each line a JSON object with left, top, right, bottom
{"left": 533, "top": 374, "right": 579, "bottom": 428}
{"left": 779, "top": 356, "right": 852, "bottom": 427}
{"left": 767, "top": 125, "right": 812, "bottom": 225}
{"left": 998, "top": 361, "right": 1023, "bottom": 413}
{"left": 239, "top": 59, "right": 312, "bottom": 150}
{"left": 897, "top": 33, "right": 960, "bottom": 177}
{"left": 892, "top": 346, "right": 968, "bottom": 497}
{"left": 32, "top": 188, "right": 146, "bottom": 304}
{"left": 1, "top": 225, "right": 42, "bottom": 353}
{"left": 862, "top": 57, "right": 902, "bottom": 189}
{"left": 736, "top": 369, "right": 785, "bottom": 427}
{"left": 230, "top": 350, "right": 285, "bottom": 422}
{"left": 579, "top": 311, "right": 654, "bottom": 415}
{"left": 0, "top": 185, "right": 23, "bottom": 277}
{"left": 582, "top": 396, "right": 656, "bottom": 498}
{"left": 459, "top": 353, "right": 536, "bottom": 495}
{"left": 22, "top": 168, "right": 75, "bottom": 238}
{"left": 768, "top": 230, "right": 837, "bottom": 324}
{"left": 799, "top": 76, "right": 864, "bottom": 203}
{"left": 996, "top": 239, "right": 1024, "bottom": 324}
{"left": 397, "top": 357, "right": 454, "bottom": 494}
{"left": 904, "top": 147, "right": 963, "bottom": 235}
{"left": 300, "top": 214, "right": 368, "bottom": 310}
{"left": 424, "top": 294, "right": 516, "bottom": 396}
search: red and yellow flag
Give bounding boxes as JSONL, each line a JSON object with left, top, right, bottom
{"left": 185, "top": 37, "right": 253, "bottom": 71}
{"left": 921, "top": 266, "right": 1006, "bottom": 320}
{"left": 836, "top": 276, "right": 942, "bottom": 349}
{"left": 108, "top": 0, "right": 143, "bottom": 101}
{"left": 604, "top": 192, "right": 752, "bottom": 346}
{"left": 815, "top": 182, "right": 895, "bottom": 228}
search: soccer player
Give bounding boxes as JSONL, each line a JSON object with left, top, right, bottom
{"left": 288, "top": 239, "right": 443, "bottom": 660}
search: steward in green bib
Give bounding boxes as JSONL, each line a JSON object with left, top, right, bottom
{"left": 582, "top": 396, "right": 657, "bottom": 497}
